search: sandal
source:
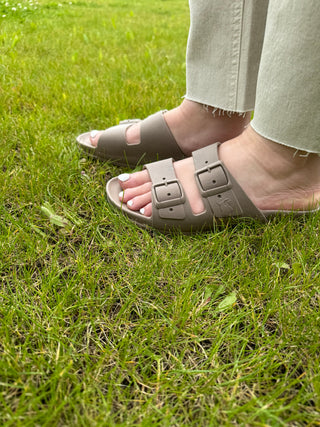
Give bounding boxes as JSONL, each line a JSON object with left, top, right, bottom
{"left": 106, "top": 142, "right": 319, "bottom": 233}
{"left": 76, "top": 111, "right": 186, "bottom": 167}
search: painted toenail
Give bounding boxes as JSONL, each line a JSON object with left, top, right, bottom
{"left": 90, "top": 130, "right": 99, "bottom": 138}
{"left": 119, "top": 191, "right": 124, "bottom": 199}
{"left": 127, "top": 200, "right": 133, "bottom": 207}
{"left": 118, "top": 173, "right": 130, "bottom": 182}
{"left": 140, "top": 208, "right": 145, "bottom": 215}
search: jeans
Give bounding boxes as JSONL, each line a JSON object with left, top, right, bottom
{"left": 185, "top": 0, "right": 320, "bottom": 153}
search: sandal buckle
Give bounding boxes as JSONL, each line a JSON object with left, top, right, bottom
{"left": 195, "top": 162, "right": 231, "bottom": 197}
{"left": 153, "top": 179, "right": 185, "bottom": 208}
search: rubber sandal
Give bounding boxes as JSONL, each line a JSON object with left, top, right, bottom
{"left": 76, "top": 111, "right": 186, "bottom": 167}
{"left": 106, "top": 142, "right": 320, "bottom": 233}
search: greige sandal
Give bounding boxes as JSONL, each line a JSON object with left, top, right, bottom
{"left": 106, "top": 142, "right": 319, "bottom": 233}
{"left": 76, "top": 111, "right": 186, "bottom": 167}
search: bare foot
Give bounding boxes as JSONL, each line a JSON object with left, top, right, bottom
{"left": 90, "top": 99, "right": 251, "bottom": 156}
{"left": 117, "top": 125, "right": 320, "bottom": 217}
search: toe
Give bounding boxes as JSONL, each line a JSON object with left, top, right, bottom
{"left": 89, "top": 130, "right": 102, "bottom": 147}
{"left": 119, "top": 182, "right": 152, "bottom": 203}
{"left": 139, "top": 203, "right": 152, "bottom": 217}
{"left": 126, "top": 192, "right": 152, "bottom": 211}
{"left": 118, "top": 169, "right": 151, "bottom": 189}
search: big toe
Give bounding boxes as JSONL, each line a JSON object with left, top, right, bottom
{"left": 89, "top": 130, "right": 102, "bottom": 147}
{"left": 118, "top": 169, "right": 151, "bottom": 190}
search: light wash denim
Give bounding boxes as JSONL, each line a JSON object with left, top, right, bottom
{"left": 186, "top": 0, "right": 320, "bottom": 153}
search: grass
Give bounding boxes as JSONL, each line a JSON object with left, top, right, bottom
{"left": 1, "top": 0, "right": 320, "bottom": 425}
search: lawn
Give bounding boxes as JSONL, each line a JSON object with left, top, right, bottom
{"left": 1, "top": 0, "right": 320, "bottom": 425}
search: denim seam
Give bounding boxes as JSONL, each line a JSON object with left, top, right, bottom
{"left": 230, "top": 0, "right": 245, "bottom": 110}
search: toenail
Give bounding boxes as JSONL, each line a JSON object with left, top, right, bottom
{"left": 119, "top": 191, "right": 124, "bottom": 199}
{"left": 140, "top": 208, "right": 145, "bottom": 215}
{"left": 118, "top": 173, "right": 130, "bottom": 182}
{"left": 127, "top": 200, "right": 133, "bottom": 207}
{"left": 90, "top": 130, "right": 99, "bottom": 138}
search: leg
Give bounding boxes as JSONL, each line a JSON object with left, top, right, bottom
{"left": 186, "top": 0, "right": 268, "bottom": 112}
{"left": 112, "top": 0, "right": 320, "bottom": 229}
{"left": 219, "top": 0, "right": 320, "bottom": 212}
{"left": 251, "top": 0, "right": 320, "bottom": 153}
{"left": 86, "top": 0, "right": 268, "bottom": 160}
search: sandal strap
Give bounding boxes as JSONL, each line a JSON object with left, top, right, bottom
{"left": 140, "top": 111, "right": 185, "bottom": 161}
{"left": 96, "top": 111, "right": 185, "bottom": 165}
{"left": 144, "top": 158, "right": 192, "bottom": 222}
{"left": 192, "top": 144, "right": 267, "bottom": 221}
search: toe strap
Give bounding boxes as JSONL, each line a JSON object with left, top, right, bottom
{"left": 192, "top": 144, "right": 267, "bottom": 222}
{"left": 96, "top": 111, "right": 185, "bottom": 166}
{"left": 144, "top": 159, "right": 188, "bottom": 221}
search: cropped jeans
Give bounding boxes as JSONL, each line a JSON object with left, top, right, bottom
{"left": 185, "top": 0, "right": 320, "bottom": 153}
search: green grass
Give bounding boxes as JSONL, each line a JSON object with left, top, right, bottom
{"left": 1, "top": 1, "right": 320, "bottom": 425}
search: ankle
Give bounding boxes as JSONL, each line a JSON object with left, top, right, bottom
{"left": 244, "top": 126, "right": 320, "bottom": 177}
{"left": 165, "top": 100, "right": 252, "bottom": 155}
{"left": 181, "top": 99, "right": 251, "bottom": 129}
{"left": 220, "top": 125, "right": 320, "bottom": 211}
